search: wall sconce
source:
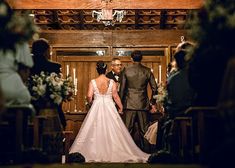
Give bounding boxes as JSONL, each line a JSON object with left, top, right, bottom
{"left": 117, "top": 50, "right": 125, "bottom": 56}
{"left": 96, "top": 50, "right": 105, "bottom": 56}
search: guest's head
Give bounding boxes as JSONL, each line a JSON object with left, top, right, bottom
{"left": 131, "top": 50, "right": 143, "bottom": 62}
{"left": 111, "top": 57, "right": 122, "bottom": 75}
{"left": 167, "top": 59, "right": 178, "bottom": 77}
{"left": 176, "top": 41, "right": 194, "bottom": 52}
{"left": 0, "top": 0, "right": 13, "bottom": 27}
{"left": 0, "top": 0, "right": 37, "bottom": 51}
{"left": 32, "top": 38, "right": 51, "bottom": 60}
{"left": 174, "top": 50, "right": 187, "bottom": 70}
{"left": 96, "top": 60, "right": 107, "bottom": 75}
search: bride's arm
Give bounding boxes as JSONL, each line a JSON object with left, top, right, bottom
{"left": 112, "top": 82, "right": 123, "bottom": 114}
{"left": 87, "top": 81, "right": 94, "bottom": 104}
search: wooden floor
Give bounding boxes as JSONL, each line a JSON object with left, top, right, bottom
{"left": 0, "top": 163, "right": 207, "bottom": 168}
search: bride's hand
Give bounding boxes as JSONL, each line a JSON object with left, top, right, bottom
{"left": 118, "top": 107, "right": 123, "bottom": 114}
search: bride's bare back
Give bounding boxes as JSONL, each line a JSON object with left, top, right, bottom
{"left": 87, "top": 74, "right": 123, "bottom": 113}
{"left": 94, "top": 75, "right": 110, "bottom": 94}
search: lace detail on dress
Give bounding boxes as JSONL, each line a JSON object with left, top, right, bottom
{"left": 91, "top": 79, "right": 113, "bottom": 95}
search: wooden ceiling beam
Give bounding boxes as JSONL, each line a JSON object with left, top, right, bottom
{"left": 7, "top": 0, "right": 204, "bottom": 10}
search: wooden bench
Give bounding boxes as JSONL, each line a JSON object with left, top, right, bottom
{"left": 0, "top": 104, "right": 35, "bottom": 164}
{"left": 185, "top": 106, "right": 221, "bottom": 163}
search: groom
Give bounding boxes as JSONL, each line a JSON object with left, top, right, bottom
{"left": 119, "top": 50, "right": 158, "bottom": 152}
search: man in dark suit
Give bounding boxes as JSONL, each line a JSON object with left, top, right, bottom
{"left": 31, "top": 38, "right": 66, "bottom": 130}
{"left": 119, "top": 50, "right": 158, "bottom": 152}
{"left": 31, "top": 38, "right": 61, "bottom": 75}
{"left": 106, "top": 57, "right": 122, "bottom": 83}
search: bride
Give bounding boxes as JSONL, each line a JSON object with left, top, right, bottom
{"left": 69, "top": 61, "right": 150, "bottom": 163}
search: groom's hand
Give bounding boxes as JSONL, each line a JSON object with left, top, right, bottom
{"left": 150, "top": 105, "right": 157, "bottom": 113}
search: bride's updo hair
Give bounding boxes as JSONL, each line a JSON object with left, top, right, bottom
{"left": 96, "top": 60, "right": 107, "bottom": 75}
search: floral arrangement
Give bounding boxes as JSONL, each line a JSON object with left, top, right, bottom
{"left": 153, "top": 82, "right": 167, "bottom": 114}
{"left": 28, "top": 72, "right": 75, "bottom": 106}
{"left": 154, "top": 82, "right": 168, "bottom": 104}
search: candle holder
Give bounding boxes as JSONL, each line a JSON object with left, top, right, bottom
{"left": 74, "top": 101, "right": 77, "bottom": 112}
{"left": 66, "top": 102, "right": 70, "bottom": 113}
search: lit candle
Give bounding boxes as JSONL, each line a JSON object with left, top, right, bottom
{"left": 66, "top": 65, "right": 69, "bottom": 77}
{"left": 74, "top": 78, "right": 78, "bottom": 95}
{"left": 73, "top": 68, "right": 76, "bottom": 81}
{"left": 155, "top": 78, "right": 158, "bottom": 84}
{"left": 159, "top": 65, "right": 162, "bottom": 83}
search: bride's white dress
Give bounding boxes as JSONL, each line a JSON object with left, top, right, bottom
{"left": 69, "top": 79, "right": 150, "bottom": 162}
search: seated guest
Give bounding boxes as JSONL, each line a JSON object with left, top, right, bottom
{"left": 0, "top": 0, "right": 37, "bottom": 164}
{"left": 176, "top": 41, "right": 194, "bottom": 52}
{"left": 0, "top": 0, "right": 35, "bottom": 106}
{"left": 165, "top": 50, "right": 195, "bottom": 118}
{"left": 31, "top": 38, "right": 61, "bottom": 75}
{"left": 156, "top": 50, "right": 195, "bottom": 154}
{"left": 167, "top": 60, "right": 178, "bottom": 78}
{"left": 30, "top": 38, "right": 65, "bottom": 163}
{"left": 30, "top": 38, "right": 66, "bottom": 129}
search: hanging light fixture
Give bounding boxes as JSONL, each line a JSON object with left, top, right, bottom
{"left": 92, "top": 0, "right": 126, "bottom": 26}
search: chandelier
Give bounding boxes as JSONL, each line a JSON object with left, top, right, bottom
{"left": 92, "top": 0, "right": 126, "bottom": 26}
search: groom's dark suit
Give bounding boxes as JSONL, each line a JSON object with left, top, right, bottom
{"left": 119, "top": 62, "right": 158, "bottom": 151}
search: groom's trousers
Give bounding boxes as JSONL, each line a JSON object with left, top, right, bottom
{"left": 124, "top": 110, "right": 150, "bottom": 153}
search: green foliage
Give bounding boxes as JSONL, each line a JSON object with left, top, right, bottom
{"left": 187, "top": 0, "right": 235, "bottom": 57}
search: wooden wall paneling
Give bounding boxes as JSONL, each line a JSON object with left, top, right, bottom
{"left": 40, "top": 31, "right": 113, "bottom": 47}
{"left": 82, "top": 62, "right": 90, "bottom": 111}
{"left": 7, "top": 0, "right": 203, "bottom": 10}
{"left": 162, "top": 49, "right": 167, "bottom": 83}
{"left": 65, "top": 113, "right": 87, "bottom": 141}
{"left": 170, "top": 45, "right": 177, "bottom": 62}
{"left": 39, "top": 30, "right": 187, "bottom": 48}
{"left": 165, "top": 47, "right": 171, "bottom": 67}
{"left": 111, "top": 30, "right": 186, "bottom": 46}
{"left": 58, "top": 55, "right": 113, "bottom": 112}
{"left": 152, "top": 62, "right": 159, "bottom": 84}
{"left": 51, "top": 46, "right": 57, "bottom": 61}
{"left": 56, "top": 56, "right": 70, "bottom": 113}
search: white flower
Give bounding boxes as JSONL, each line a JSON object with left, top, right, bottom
{"left": 37, "top": 84, "right": 46, "bottom": 96}
{"left": 154, "top": 82, "right": 167, "bottom": 104}
{"left": 54, "top": 94, "right": 62, "bottom": 104}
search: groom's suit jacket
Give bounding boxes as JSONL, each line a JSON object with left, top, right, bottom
{"left": 119, "top": 63, "right": 158, "bottom": 111}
